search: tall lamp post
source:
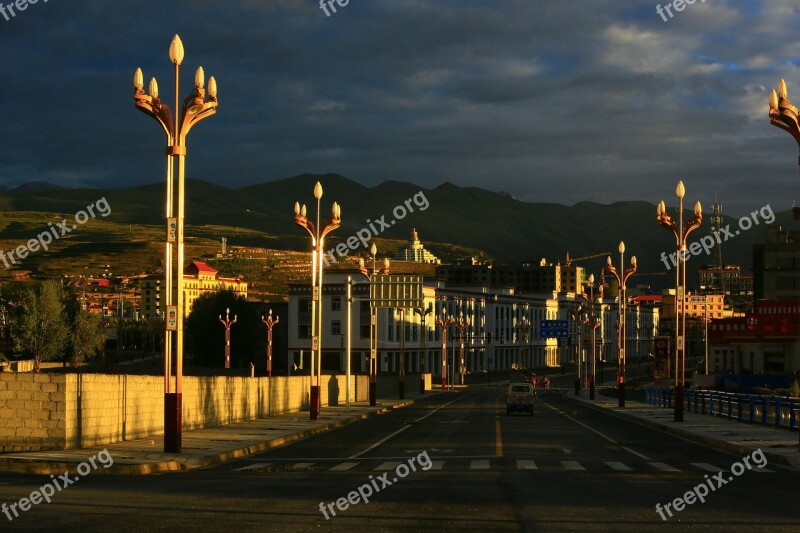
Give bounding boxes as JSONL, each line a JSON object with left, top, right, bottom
{"left": 455, "top": 314, "right": 470, "bottom": 385}
{"left": 219, "top": 308, "right": 237, "bottom": 369}
{"left": 435, "top": 309, "right": 454, "bottom": 389}
{"left": 584, "top": 274, "right": 603, "bottom": 400}
{"left": 657, "top": 183, "right": 702, "bottom": 421}
{"left": 134, "top": 34, "right": 218, "bottom": 453}
{"left": 567, "top": 303, "right": 587, "bottom": 396}
{"left": 606, "top": 244, "right": 636, "bottom": 407}
{"left": 262, "top": 309, "right": 279, "bottom": 377}
{"left": 414, "top": 303, "right": 433, "bottom": 394}
{"left": 516, "top": 316, "right": 531, "bottom": 370}
{"left": 769, "top": 79, "right": 800, "bottom": 218}
{"left": 294, "top": 182, "right": 341, "bottom": 420}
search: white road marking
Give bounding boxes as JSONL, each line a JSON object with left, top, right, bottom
{"left": 561, "top": 461, "right": 585, "bottom": 471}
{"left": 232, "top": 463, "right": 271, "bottom": 472}
{"left": 541, "top": 401, "right": 618, "bottom": 444}
{"left": 374, "top": 462, "right": 401, "bottom": 471}
{"left": 622, "top": 447, "right": 651, "bottom": 461}
{"left": 292, "top": 462, "right": 314, "bottom": 470}
{"left": 329, "top": 462, "right": 359, "bottom": 471}
{"left": 429, "top": 461, "right": 445, "bottom": 470}
{"left": 605, "top": 461, "right": 633, "bottom": 471}
{"left": 470, "top": 460, "right": 491, "bottom": 470}
{"left": 649, "top": 462, "right": 680, "bottom": 472}
{"left": 691, "top": 463, "right": 722, "bottom": 473}
{"left": 516, "top": 460, "right": 538, "bottom": 470}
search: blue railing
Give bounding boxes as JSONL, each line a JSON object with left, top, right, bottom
{"left": 644, "top": 387, "right": 799, "bottom": 432}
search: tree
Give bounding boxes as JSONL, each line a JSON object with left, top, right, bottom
{"left": 13, "top": 281, "right": 68, "bottom": 372}
{"left": 187, "top": 289, "right": 260, "bottom": 368}
{"left": 70, "top": 309, "right": 106, "bottom": 367}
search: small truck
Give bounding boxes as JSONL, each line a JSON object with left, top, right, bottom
{"left": 506, "top": 383, "right": 535, "bottom": 416}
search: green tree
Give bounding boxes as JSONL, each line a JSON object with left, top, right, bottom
{"left": 13, "top": 280, "right": 68, "bottom": 372}
{"left": 70, "top": 309, "right": 106, "bottom": 367}
{"left": 187, "top": 289, "right": 260, "bottom": 368}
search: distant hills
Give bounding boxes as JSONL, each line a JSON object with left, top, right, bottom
{"left": 1, "top": 173, "right": 794, "bottom": 289}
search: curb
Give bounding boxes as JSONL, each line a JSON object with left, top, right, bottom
{"left": 562, "top": 392, "right": 799, "bottom": 468}
{"left": 0, "top": 399, "right": 417, "bottom": 476}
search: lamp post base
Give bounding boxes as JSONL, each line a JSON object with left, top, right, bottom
{"left": 574, "top": 379, "right": 580, "bottom": 396}
{"left": 310, "top": 385, "right": 320, "bottom": 420}
{"left": 164, "top": 392, "right": 182, "bottom": 453}
{"left": 589, "top": 378, "right": 595, "bottom": 400}
{"left": 420, "top": 376, "right": 425, "bottom": 395}
{"left": 618, "top": 382, "right": 625, "bottom": 408}
{"left": 674, "top": 384, "right": 684, "bottom": 422}
{"left": 369, "top": 381, "right": 376, "bottom": 406}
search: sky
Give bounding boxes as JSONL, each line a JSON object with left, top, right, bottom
{"left": 2, "top": 0, "right": 800, "bottom": 215}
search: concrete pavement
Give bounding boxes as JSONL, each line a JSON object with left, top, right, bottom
{"left": 565, "top": 387, "right": 800, "bottom": 468}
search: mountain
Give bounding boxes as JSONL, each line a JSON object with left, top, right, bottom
{"left": 0, "top": 174, "right": 790, "bottom": 289}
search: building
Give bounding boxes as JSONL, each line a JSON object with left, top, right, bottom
{"left": 436, "top": 258, "right": 585, "bottom": 294}
{"left": 394, "top": 229, "right": 440, "bottom": 264}
{"left": 140, "top": 261, "right": 248, "bottom": 319}
{"left": 697, "top": 264, "right": 753, "bottom": 310}
{"left": 753, "top": 225, "right": 800, "bottom": 301}
{"left": 709, "top": 299, "right": 800, "bottom": 374}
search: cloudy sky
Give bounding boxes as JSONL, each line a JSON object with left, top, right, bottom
{"left": 2, "top": 0, "right": 800, "bottom": 215}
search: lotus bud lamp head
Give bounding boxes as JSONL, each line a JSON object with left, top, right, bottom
{"left": 208, "top": 76, "right": 217, "bottom": 98}
{"left": 294, "top": 201, "right": 300, "bottom": 215}
{"left": 618, "top": 241, "right": 625, "bottom": 254}
{"left": 770, "top": 89, "right": 779, "bottom": 109}
{"left": 195, "top": 66, "right": 205, "bottom": 89}
{"left": 657, "top": 200, "right": 665, "bottom": 215}
{"left": 149, "top": 77, "right": 159, "bottom": 98}
{"left": 370, "top": 243, "right": 377, "bottom": 256}
{"left": 632, "top": 256, "right": 637, "bottom": 266}
{"left": 607, "top": 256, "right": 612, "bottom": 266}
{"left": 694, "top": 201, "right": 702, "bottom": 216}
{"left": 384, "top": 258, "right": 390, "bottom": 269}
{"left": 779, "top": 78, "right": 788, "bottom": 99}
{"left": 588, "top": 274, "right": 594, "bottom": 284}
{"left": 134, "top": 68, "right": 144, "bottom": 90}
{"left": 359, "top": 257, "right": 365, "bottom": 269}
{"left": 169, "top": 34, "right": 184, "bottom": 66}
{"left": 314, "top": 181, "right": 323, "bottom": 200}
{"left": 676, "top": 181, "right": 685, "bottom": 199}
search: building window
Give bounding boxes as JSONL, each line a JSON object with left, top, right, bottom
{"left": 331, "top": 297, "right": 341, "bottom": 312}
{"left": 331, "top": 320, "right": 341, "bottom": 336}
{"left": 298, "top": 297, "right": 311, "bottom": 339}
{"left": 360, "top": 301, "right": 371, "bottom": 339}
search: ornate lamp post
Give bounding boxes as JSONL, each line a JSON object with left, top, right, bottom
{"left": 435, "top": 308, "right": 454, "bottom": 389}
{"left": 455, "top": 313, "right": 470, "bottom": 385}
{"left": 218, "top": 308, "right": 237, "bottom": 369}
{"left": 606, "top": 245, "right": 636, "bottom": 407}
{"left": 413, "top": 303, "right": 433, "bottom": 394}
{"left": 516, "top": 317, "right": 531, "bottom": 370}
{"left": 567, "top": 302, "right": 587, "bottom": 396}
{"left": 133, "top": 35, "right": 218, "bottom": 453}
{"left": 584, "top": 274, "right": 603, "bottom": 400}
{"left": 769, "top": 79, "right": 800, "bottom": 218}
{"left": 294, "top": 182, "right": 341, "bottom": 420}
{"left": 657, "top": 183, "right": 702, "bottom": 421}
{"left": 262, "top": 309, "right": 279, "bottom": 377}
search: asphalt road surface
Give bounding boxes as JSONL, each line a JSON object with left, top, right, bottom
{"left": 0, "top": 387, "right": 796, "bottom": 532}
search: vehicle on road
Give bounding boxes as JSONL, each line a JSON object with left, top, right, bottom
{"left": 506, "top": 383, "right": 535, "bottom": 415}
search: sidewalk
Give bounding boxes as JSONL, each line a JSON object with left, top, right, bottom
{"left": 564, "top": 388, "right": 800, "bottom": 469}
{"left": 0, "top": 397, "right": 427, "bottom": 476}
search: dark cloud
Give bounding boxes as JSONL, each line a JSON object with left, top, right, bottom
{"left": 1, "top": 0, "right": 798, "bottom": 216}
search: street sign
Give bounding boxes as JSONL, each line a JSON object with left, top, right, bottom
{"left": 540, "top": 319, "right": 569, "bottom": 338}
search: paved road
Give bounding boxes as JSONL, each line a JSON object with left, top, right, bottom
{"left": 0, "top": 387, "right": 795, "bottom": 531}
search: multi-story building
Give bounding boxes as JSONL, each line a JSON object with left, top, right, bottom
{"left": 140, "top": 261, "right": 248, "bottom": 319}
{"left": 753, "top": 225, "right": 800, "bottom": 301}
{"left": 697, "top": 264, "right": 753, "bottom": 311}
{"left": 436, "top": 258, "right": 584, "bottom": 294}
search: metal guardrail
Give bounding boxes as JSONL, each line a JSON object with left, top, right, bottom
{"left": 645, "top": 387, "right": 800, "bottom": 432}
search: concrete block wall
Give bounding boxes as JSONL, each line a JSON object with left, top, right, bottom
{"left": 1, "top": 373, "right": 372, "bottom": 451}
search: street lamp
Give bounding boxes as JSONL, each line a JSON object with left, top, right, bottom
{"left": 516, "top": 316, "right": 531, "bottom": 370}
{"left": 455, "top": 313, "right": 470, "bottom": 385}
{"left": 435, "top": 308, "right": 454, "bottom": 389}
{"left": 567, "top": 302, "right": 587, "bottom": 396}
{"left": 413, "top": 303, "right": 433, "bottom": 394}
{"left": 584, "top": 274, "right": 603, "bottom": 400}
{"left": 134, "top": 34, "right": 218, "bottom": 453}
{"left": 657, "top": 182, "right": 702, "bottom": 421}
{"left": 261, "top": 309, "right": 279, "bottom": 377}
{"left": 294, "top": 181, "right": 341, "bottom": 420}
{"left": 219, "top": 308, "right": 237, "bottom": 369}
{"left": 606, "top": 246, "right": 636, "bottom": 407}
{"left": 769, "top": 79, "right": 800, "bottom": 218}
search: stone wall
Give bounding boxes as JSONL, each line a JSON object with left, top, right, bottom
{"left": 0, "top": 373, "right": 369, "bottom": 451}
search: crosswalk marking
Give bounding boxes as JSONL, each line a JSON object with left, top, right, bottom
{"left": 561, "top": 461, "right": 585, "bottom": 471}
{"left": 374, "top": 462, "right": 401, "bottom": 471}
{"left": 516, "top": 460, "right": 538, "bottom": 470}
{"left": 293, "top": 462, "right": 314, "bottom": 470}
{"left": 232, "top": 463, "right": 271, "bottom": 472}
{"left": 649, "top": 462, "right": 680, "bottom": 472}
{"left": 429, "top": 461, "right": 445, "bottom": 470}
{"left": 605, "top": 461, "right": 633, "bottom": 471}
{"left": 691, "top": 463, "right": 722, "bottom": 473}
{"left": 751, "top": 466, "right": 774, "bottom": 473}
{"left": 328, "top": 462, "right": 358, "bottom": 471}
{"left": 470, "top": 460, "right": 491, "bottom": 470}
